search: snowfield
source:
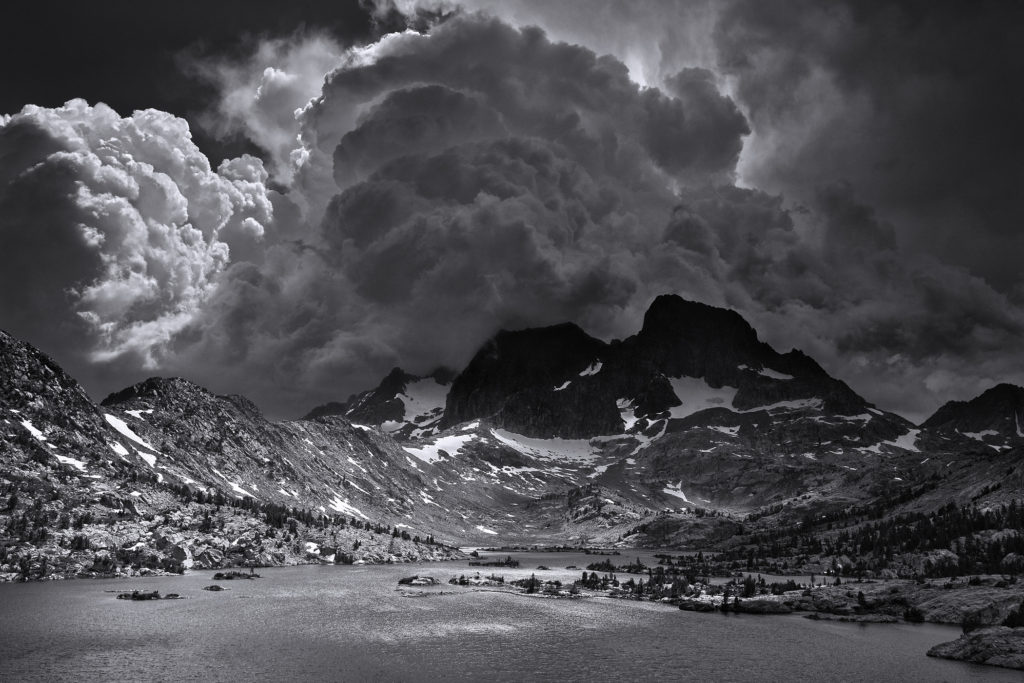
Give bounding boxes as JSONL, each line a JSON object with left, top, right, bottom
{"left": 404, "top": 433, "right": 475, "bottom": 463}
{"left": 668, "top": 376, "right": 738, "bottom": 419}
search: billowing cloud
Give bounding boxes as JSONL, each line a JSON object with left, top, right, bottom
{"left": 2, "top": 6, "right": 1022, "bottom": 425}
{"left": 161, "top": 14, "right": 752, "bottom": 413}
{"left": 193, "top": 33, "right": 346, "bottom": 185}
{"left": 713, "top": 0, "right": 1024, "bottom": 291}
{"left": 663, "top": 183, "right": 1024, "bottom": 422}
{"left": 0, "top": 100, "right": 273, "bottom": 386}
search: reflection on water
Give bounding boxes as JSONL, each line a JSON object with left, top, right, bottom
{"left": 0, "top": 554, "right": 1019, "bottom": 682}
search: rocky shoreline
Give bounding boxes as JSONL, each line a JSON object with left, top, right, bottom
{"left": 927, "top": 627, "right": 1024, "bottom": 670}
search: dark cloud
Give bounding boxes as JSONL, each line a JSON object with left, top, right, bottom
{"left": 1, "top": 4, "right": 1022, "bottom": 425}
{"left": 715, "top": 0, "right": 1024, "bottom": 291}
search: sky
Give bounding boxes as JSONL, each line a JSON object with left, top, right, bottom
{"left": 0, "top": 0, "right": 1021, "bottom": 423}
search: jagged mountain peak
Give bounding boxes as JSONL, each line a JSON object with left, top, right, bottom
{"left": 304, "top": 365, "right": 454, "bottom": 439}
{"left": 102, "top": 376, "right": 213, "bottom": 406}
{"left": 921, "top": 383, "right": 1024, "bottom": 448}
{"left": 640, "top": 295, "right": 760, "bottom": 344}
{"left": 462, "top": 322, "right": 606, "bottom": 380}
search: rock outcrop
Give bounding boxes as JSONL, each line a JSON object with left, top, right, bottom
{"left": 927, "top": 627, "right": 1024, "bottom": 670}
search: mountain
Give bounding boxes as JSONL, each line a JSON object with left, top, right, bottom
{"left": 922, "top": 383, "right": 1024, "bottom": 451}
{"left": 441, "top": 294, "right": 885, "bottom": 440}
{"left": 0, "top": 331, "right": 464, "bottom": 581}
{"left": 294, "top": 294, "right": 1024, "bottom": 553}
{"left": 5, "top": 294, "right": 1024, "bottom": 582}
{"left": 330, "top": 295, "right": 925, "bottom": 518}
{"left": 304, "top": 367, "right": 455, "bottom": 439}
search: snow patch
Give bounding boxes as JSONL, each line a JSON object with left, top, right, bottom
{"left": 104, "top": 414, "right": 157, "bottom": 452}
{"left": 553, "top": 380, "right": 571, "bottom": 391}
{"left": 662, "top": 481, "right": 692, "bottom": 504}
{"left": 55, "top": 454, "right": 87, "bottom": 472}
{"left": 20, "top": 419, "right": 46, "bottom": 441}
{"left": 211, "top": 468, "right": 252, "bottom": 497}
{"left": 396, "top": 378, "right": 449, "bottom": 427}
{"left": 579, "top": 361, "right": 602, "bottom": 377}
{"left": 709, "top": 425, "right": 740, "bottom": 437}
{"left": 475, "top": 525, "right": 498, "bottom": 535}
{"left": 889, "top": 429, "right": 921, "bottom": 452}
{"left": 758, "top": 368, "right": 794, "bottom": 380}
{"left": 490, "top": 429, "right": 600, "bottom": 463}
{"left": 404, "top": 433, "right": 475, "bottom": 464}
{"left": 962, "top": 429, "right": 999, "bottom": 442}
{"left": 329, "top": 496, "right": 369, "bottom": 519}
{"left": 108, "top": 442, "right": 130, "bottom": 457}
{"left": 617, "top": 398, "right": 639, "bottom": 431}
{"left": 756, "top": 398, "right": 824, "bottom": 413}
{"left": 668, "top": 377, "right": 737, "bottom": 419}
{"left": 124, "top": 409, "right": 153, "bottom": 419}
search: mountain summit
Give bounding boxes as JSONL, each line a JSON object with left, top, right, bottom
{"left": 922, "top": 383, "right": 1024, "bottom": 449}
{"left": 399, "top": 294, "right": 884, "bottom": 439}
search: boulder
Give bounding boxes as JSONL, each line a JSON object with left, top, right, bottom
{"left": 193, "top": 548, "right": 225, "bottom": 569}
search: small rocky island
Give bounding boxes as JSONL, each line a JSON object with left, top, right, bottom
{"left": 212, "top": 569, "right": 261, "bottom": 580}
{"left": 116, "top": 590, "right": 183, "bottom": 601}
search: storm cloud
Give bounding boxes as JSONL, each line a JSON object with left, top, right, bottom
{"left": 0, "top": 4, "right": 1021, "bottom": 423}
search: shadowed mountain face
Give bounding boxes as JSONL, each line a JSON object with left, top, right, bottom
{"left": 442, "top": 322, "right": 618, "bottom": 438}
{"left": 439, "top": 294, "right": 879, "bottom": 439}
{"left": 921, "top": 383, "right": 1024, "bottom": 450}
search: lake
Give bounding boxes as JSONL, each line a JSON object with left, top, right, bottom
{"left": 0, "top": 552, "right": 1018, "bottom": 682}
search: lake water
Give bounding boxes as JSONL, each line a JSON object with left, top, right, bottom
{"left": 0, "top": 552, "right": 1018, "bottom": 682}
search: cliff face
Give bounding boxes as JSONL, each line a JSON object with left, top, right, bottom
{"left": 437, "top": 294, "right": 886, "bottom": 440}
{"left": 922, "top": 384, "right": 1024, "bottom": 450}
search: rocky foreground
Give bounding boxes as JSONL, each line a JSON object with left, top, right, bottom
{"left": 0, "top": 480, "right": 464, "bottom": 582}
{"left": 928, "top": 627, "right": 1024, "bottom": 670}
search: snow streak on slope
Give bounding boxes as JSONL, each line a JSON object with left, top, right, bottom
{"left": 104, "top": 414, "right": 157, "bottom": 452}
{"left": 490, "top": 429, "right": 600, "bottom": 463}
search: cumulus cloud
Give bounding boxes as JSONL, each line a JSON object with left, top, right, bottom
{"left": 193, "top": 33, "right": 346, "bottom": 185}
{"left": 159, "top": 14, "right": 752, "bottom": 413}
{"left": 2, "top": 6, "right": 1022, "bottom": 424}
{"left": 0, "top": 99, "right": 273, "bottom": 386}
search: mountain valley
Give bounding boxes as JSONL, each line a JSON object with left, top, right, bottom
{"left": 3, "top": 295, "right": 1024, "bottom": 583}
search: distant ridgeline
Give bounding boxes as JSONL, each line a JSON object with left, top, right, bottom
{"left": 3, "top": 295, "right": 1024, "bottom": 582}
